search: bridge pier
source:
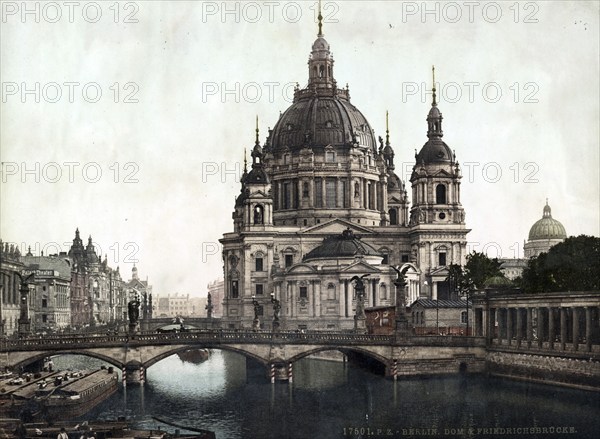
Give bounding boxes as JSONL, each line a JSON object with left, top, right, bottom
{"left": 268, "top": 362, "right": 290, "bottom": 382}
{"left": 123, "top": 364, "right": 145, "bottom": 385}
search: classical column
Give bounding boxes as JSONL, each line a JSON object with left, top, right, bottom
{"left": 498, "top": 308, "right": 505, "bottom": 343}
{"left": 488, "top": 307, "right": 496, "bottom": 343}
{"left": 506, "top": 308, "right": 512, "bottom": 345}
{"left": 560, "top": 307, "right": 567, "bottom": 350}
{"left": 585, "top": 307, "right": 592, "bottom": 353}
{"left": 314, "top": 281, "right": 321, "bottom": 317}
{"left": 290, "top": 282, "right": 296, "bottom": 318}
{"left": 474, "top": 307, "right": 482, "bottom": 337}
{"left": 537, "top": 307, "right": 544, "bottom": 348}
{"left": 516, "top": 307, "right": 523, "bottom": 347}
{"left": 548, "top": 307, "right": 555, "bottom": 350}
{"left": 339, "top": 280, "right": 345, "bottom": 318}
{"left": 572, "top": 307, "right": 579, "bottom": 351}
{"left": 526, "top": 308, "right": 533, "bottom": 348}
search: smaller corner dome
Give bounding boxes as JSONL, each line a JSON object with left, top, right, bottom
{"left": 428, "top": 106, "right": 442, "bottom": 118}
{"left": 528, "top": 203, "right": 566, "bottom": 240}
{"left": 312, "top": 36, "right": 330, "bottom": 52}
{"left": 245, "top": 167, "right": 270, "bottom": 184}
{"left": 304, "top": 228, "right": 381, "bottom": 261}
{"left": 416, "top": 139, "right": 453, "bottom": 164}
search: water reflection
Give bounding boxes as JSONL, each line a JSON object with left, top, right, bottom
{"left": 50, "top": 351, "right": 599, "bottom": 439}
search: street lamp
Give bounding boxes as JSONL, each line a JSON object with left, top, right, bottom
{"left": 391, "top": 266, "right": 410, "bottom": 338}
{"left": 351, "top": 275, "right": 369, "bottom": 334}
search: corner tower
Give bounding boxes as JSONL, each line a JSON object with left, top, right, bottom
{"left": 233, "top": 118, "right": 274, "bottom": 233}
{"left": 409, "top": 67, "right": 469, "bottom": 300}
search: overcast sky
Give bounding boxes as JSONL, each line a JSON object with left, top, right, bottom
{"left": 1, "top": 1, "right": 598, "bottom": 296}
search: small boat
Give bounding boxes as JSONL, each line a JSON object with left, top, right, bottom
{"left": 34, "top": 368, "right": 119, "bottom": 419}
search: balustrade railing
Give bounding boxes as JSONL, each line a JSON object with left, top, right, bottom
{"left": 0, "top": 330, "right": 484, "bottom": 351}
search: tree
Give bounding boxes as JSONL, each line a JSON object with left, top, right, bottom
{"left": 446, "top": 264, "right": 473, "bottom": 299}
{"left": 464, "top": 251, "right": 504, "bottom": 290}
{"left": 521, "top": 235, "right": 600, "bottom": 293}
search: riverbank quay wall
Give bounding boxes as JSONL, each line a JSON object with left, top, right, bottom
{"left": 473, "top": 290, "right": 600, "bottom": 391}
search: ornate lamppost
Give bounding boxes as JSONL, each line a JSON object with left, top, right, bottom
{"left": 391, "top": 266, "right": 411, "bottom": 338}
{"left": 270, "top": 292, "right": 281, "bottom": 332}
{"left": 127, "top": 293, "right": 140, "bottom": 334}
{"left": 351, "top": 274, "right": 369, "bottom": 333}
{"left": 17, "top": 274, "right": 34, "bottom": 338}
{"left": 205, "top": 293, "right": 214, "bottom": 319}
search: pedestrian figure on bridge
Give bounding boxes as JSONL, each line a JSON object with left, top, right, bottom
{"left": 57, "top": 427, "right": 68, "bottom": 439}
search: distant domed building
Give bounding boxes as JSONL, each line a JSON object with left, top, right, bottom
{"left": 219, "top": 16, "right": 469, "bottom": 330}
{"left": 524, "top": 200, "right": 567, "bottom": 258}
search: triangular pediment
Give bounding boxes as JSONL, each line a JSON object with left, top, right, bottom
{"left": 299, "top": 218, "right": 375, "bottom": 236}
{"left": 432, "top": 169, "right": 452, "bottom": 177}
{"left": 287, "top": 263, "right": 318, "bottom": 274}
{"left": 339, "top": 260, "right": 382, "bottom": 274}
{"left": 430, "top": 266, "right": 450, "bottom": 277}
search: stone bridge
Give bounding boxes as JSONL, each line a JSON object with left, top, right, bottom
{"left": 0, "top": 330, "right": 486, "bottom": 382}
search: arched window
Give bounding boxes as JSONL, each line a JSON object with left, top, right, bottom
{"left": 253, "top": 205, "right": 264, "bottom": 225}
{"left": 389, "top": 208, "right": 398, "bottom": 225}
{"left": 380, "top": 284, "right": 387, "bottom": 300}
{"left": 436, "top": 184, "right": 446, "bottom": 204}
{"left": 319, "top": 65, "right": 325, "bottom": 78}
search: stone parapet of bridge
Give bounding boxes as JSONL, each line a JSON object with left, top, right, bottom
{"left": 0, "top": 330, "right": 487, "bottom": 383}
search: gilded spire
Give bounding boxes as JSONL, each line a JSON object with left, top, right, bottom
{"left": 317, "top": 0, "right": 323, "bottom": 37}
{"left": 385, "top": 110, "right": 390, "bottom": 146}
{"left": 255, "top": 115, "right": 260, "bottom": 146}
{"left": 432, "top": 65, "right": 437, "bottom": 106}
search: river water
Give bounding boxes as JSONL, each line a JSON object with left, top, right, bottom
{"left": 51, "top": 351, "right": 599, "bottom": 439}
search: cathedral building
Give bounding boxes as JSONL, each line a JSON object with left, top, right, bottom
{"left": 219, "top": 18, "right": 469, "bottom": 330}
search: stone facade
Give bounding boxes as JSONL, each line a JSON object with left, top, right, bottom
{"left": 21, "top": 254, "right": 72, "bottom": 330}
{"left": 220, "top": 24, "right": 469, "bottom": 330}
{"left": 68, "top": 229, "right": 126, "bottom": 327}
{"left": 0, "top": 241, "right": 24, "bottom": 336}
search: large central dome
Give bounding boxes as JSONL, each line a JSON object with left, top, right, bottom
{"left": 270, "top": 93, "right": 377, "bottom": 152}
{"left": 268, "top": 31, "right": 377, "bottom": 153}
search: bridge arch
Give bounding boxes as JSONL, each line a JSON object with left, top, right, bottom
{"left": 288, "top": 346, "right": 390, "bottom": 367}
{"left": 12, "top": 350, "right": 123, "bottom": 370}
{"left": 142, "top": 344, "right": 269, "bottom": 369}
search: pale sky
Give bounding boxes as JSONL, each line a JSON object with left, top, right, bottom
{"left": 1, "top": 1, "right": 598, "bottom": 296}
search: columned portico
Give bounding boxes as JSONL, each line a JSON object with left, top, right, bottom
{"left": 473, "top": 290, "right": 600, "bottom": 356}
